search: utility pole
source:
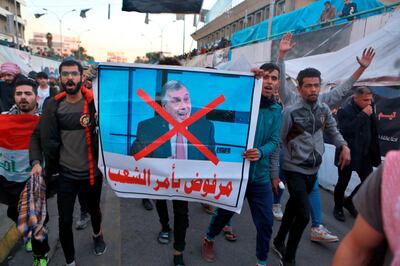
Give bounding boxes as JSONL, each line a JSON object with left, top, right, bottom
{"left": 267, "top": 0, "right": 276, "bottom": 40}
{"left": 183, "top": 15, "right": 186, "bottom": 55}
{"left": 13, "top": 0, "right": 19, "bottom": 48}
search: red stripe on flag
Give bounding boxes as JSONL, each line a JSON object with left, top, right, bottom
{"left": 0, "top": 114, "right": 40, "bottom": 150}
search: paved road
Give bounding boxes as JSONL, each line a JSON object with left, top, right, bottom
{"left": 1, "top": 183, "right": 354, "bottom": 266}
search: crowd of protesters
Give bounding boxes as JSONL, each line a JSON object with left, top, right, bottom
{"left": 0, "top": 29, "right": 398, "bottom": 266}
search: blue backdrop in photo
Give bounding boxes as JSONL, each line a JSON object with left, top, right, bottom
{"left": 98, "top": 65, "right": 256, "bottom": 163}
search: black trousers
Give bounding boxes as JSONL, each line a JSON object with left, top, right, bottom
{"left": 155, "top": 200, "right": 188, "bottom": 252}
{"left": 275, "top": 170, "right": 316, "bottom": 261}
{"left": 0, "top": 176, "right": 50, "bottom": 256}
{"left": 334, "top": 164, "right": 373, "bottom": 208}
{"left": 57, "top": 175, "right": 103, "bottom": 264}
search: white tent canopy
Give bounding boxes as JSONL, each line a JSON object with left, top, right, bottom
{"left": 285, "top": 8, "right": 400, "bottom": 85}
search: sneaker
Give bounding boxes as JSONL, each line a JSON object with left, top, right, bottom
{"left": 174, "top": 254, "right": 185, "bottom": 266}
{"left": 272, "top": 239, "right": 286, "bottom": 259}
{"left": 32, "top": 254, "right": 48, "bottom": 266}
{"left": 343, "top": 199, "right": 358, "bottom": 217}
{"left": 93, "top": 234, "right": 107, "bottom": 255}
{"left": 311, "top": 225, "right": 339, "bottom": 242}
{"left": 273, "top": 204, "right": 283, "bottom": 221}
{"left": 201, "top": 238, "right": 215, "bottom": 262}
{"left": 75, "top": 213, "right": 90, "bottom": 230}
{"left": 26, "top": 238, "right": 33, "bottom": 252}
{"left": 142, "top": 199, "right": 153, "bottom": 211}
{"left": 158, "top": 230, "right": 171, "bottom": 244}
{"left": 333, "top": 207, "right": 345, "bottom": 222}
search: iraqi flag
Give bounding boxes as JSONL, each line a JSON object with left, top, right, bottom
{"left": 0, "top": 114, "right": 40, "bottom": 182}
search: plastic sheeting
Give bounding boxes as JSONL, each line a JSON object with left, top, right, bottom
{"left": 0, "top": 46, "right": 60, "bottom": 76}
{"left": 284, "top": 8, "right": 400, "bottom": 85}
{"left": 231, "top": 0, "right": 384, "bottom": 47}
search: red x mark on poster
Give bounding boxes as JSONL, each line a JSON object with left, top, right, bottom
{"left": 133, "top": 88, "right": 225, "bottom": 165}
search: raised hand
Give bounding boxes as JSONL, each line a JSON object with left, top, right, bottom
{"left": 356, "top": 47, "right": 375, "bottom": 69}
{"left": 279, "top": 32, "right": 296, "bottom": 59}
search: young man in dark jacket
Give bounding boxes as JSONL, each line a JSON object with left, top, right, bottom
{"left": 273, "top": 68, "right": 350, "bottom": 266}
{"left": 30, "top": 60, "right": 106, "bottom": 266}
{"left": 333, "top": 86, "right": 381, "bottom": 221}
{"left": 202, "top": 63, "right": 282, "bottom": 266}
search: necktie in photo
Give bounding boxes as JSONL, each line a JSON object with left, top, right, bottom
{"left": 176, "top": 132, "right": 186, "bottom": 159}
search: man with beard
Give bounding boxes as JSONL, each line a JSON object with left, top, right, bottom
{"left": 273, "top": 68, "right": 350, "bottom": 266}
{"left": 1, "top": 77, "right": 50, "bottom": 265}
{"left": 30, "top": 60, "right": 106, "bottom": 266}
{"left": 0, "top": 62, "right": 21, "bottom": 112}
{"left": 202, "top": 63, "right": 281, "bottom": 266}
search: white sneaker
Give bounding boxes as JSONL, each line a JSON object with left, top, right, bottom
{"left": 272, "top": 204, "right": 283, "bottom": 221}
{"left": 311, "top": 225, "right": 339, "bottom": 242}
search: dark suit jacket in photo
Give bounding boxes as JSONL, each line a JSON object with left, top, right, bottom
{"left": 131, "top": 115, "right": 216, "bottom": 160}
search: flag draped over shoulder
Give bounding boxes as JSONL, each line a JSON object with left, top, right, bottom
{"left": 122, "top": 0, "right": 203, "bottom": 14}
{"left": 0, "top": 114, "right": 40, "bottom": 182}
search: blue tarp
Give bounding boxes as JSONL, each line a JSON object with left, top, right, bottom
{"left": 231, "top": 0, "right": 384, "bottom": 47}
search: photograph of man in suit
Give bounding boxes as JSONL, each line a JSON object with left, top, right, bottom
{"left": 131, "top": 79, "right": 216, "bottom": 160}
{"left": 131, "top": 78, "right": 216, "bottom": 266}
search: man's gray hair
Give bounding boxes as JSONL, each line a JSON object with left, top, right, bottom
{"left": 354, "top": 86, "right": 372, "bottom": 96}
{"left": 160, "top": 80, "right": 188, "bottom": 106}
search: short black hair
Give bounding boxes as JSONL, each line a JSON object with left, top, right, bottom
{"left": 15, "top": 77, "right": 38, "bottom": 95}
{"left": 158, "top": 57, "right": 181, "bottom": 66}
{"left": 28, "top": 71, "right": 37, "bottom": 79}
{"left": 36, "top": 71, "right": 48, "bottom": 79}
{"left": 59, "top": 59, "right": 83, "bottom": 76}
{"left": 297, "top": 68, "right": 321, "bottom": 87}
{"left": 259, "top": 62, "right": 280, "bottom": 76}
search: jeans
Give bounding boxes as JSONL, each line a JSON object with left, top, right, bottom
{"left": 207, "top": 182, "right": 273, "bottom": 262}
{"left": 275, "top": 170, "right": 316, "bottom": 261}
{"left": 57, "top": 175, "right": 103, "bottom": 264}
{"left": 155, "top": 200, "right": 188, "bottom": 252}
{"left": 273, "top": 171, "right": 321, "bottom": 227}
{"left": 334, "top": 164, "right": 373, "bottom": 208}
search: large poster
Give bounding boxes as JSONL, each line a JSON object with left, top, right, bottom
{"left": 97, "top": 64, "right": 261, "bottom": 213}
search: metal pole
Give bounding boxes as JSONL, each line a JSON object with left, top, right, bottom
{"left": 182, "top": 16, "right": 186, "bottom": 55}
{"left": 13, "top": 0, "right": 19, "bottom": 48}
{"left": 59, "top": 19, "right": 63, "bottom": 57}
{"left": 267, "top": 0, "right": 275, "bottom": 40}
{"left": 160, "top": 28, "right": 163, "bottom": 52}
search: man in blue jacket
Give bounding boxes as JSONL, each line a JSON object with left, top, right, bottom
{"left": 202, "top": 63, "right": 282, "bottom": 266}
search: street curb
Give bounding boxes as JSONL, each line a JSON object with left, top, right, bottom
{"left": 0, "top": 225, "right": 21, "bottom": 263}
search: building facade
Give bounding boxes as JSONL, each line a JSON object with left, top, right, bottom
{"left": 28, "top": 32, "right": 80, "bottom": 56}
{"left": 0, "top": 0, "right": 26, "bottom": 45}
{"left": 107, "top": 51, "right": 128, "bottom": 63}
{"left": 192, "top": 0, "right": 398, "bottom": 49}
